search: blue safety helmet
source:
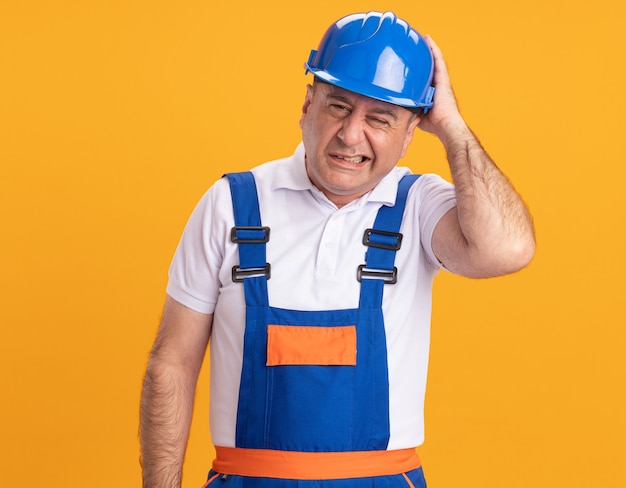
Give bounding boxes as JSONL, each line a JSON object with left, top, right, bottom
{"left": 305, "top": 11, "right": 435, "bottom": 112}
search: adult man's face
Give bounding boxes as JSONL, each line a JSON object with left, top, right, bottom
{"left": 300, "top": 81, "right": 420, "bottom": 207}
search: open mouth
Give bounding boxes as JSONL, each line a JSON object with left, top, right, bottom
{"left": 335, "top": 154, "right": 369, "bottom": 164}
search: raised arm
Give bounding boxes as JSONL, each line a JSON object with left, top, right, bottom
{"left": 420, "top": 35, "right": 535, "bottom": 278}
{"left": 140, "top": 295, "right": 213, "bottom": 488}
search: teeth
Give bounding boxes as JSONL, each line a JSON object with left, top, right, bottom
{"left": 339, "top": 155, "right": 365, "bottom": 163}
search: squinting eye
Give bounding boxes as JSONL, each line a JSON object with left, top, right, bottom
{"left": 369, "top": 118, "right": 389, "bottom": 128}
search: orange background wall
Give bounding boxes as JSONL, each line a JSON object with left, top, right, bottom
{"left": 1, "top": 1, "right": 624, "bottom": 486}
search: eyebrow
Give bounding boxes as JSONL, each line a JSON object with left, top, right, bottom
{"left": 326, "top": 92, "right": 399, "bottom": 122}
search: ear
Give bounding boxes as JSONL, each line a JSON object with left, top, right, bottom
{"left": 299, "top": 84, "right": 314, "bottom": 129}
{"left": 400, "top": 115, "right": 420, "bottom": 157}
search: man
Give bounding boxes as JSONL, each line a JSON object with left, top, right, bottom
{"left": 140, "top": 11, "right": 535, "bottom": 488}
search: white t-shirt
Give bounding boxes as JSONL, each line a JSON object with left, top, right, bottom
{"left": 167, "top": 143, "right": 456, "bottom": 449}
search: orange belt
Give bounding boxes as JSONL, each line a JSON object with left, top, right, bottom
{"left": 212, "top": 446, "right": 421, "bottom": 480}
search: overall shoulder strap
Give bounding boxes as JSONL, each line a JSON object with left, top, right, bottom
{"left": 224, "top": 172, "right": 270, "bottom": 306}
{"left": 359, "top": 174, "right": 421, "bottom": 309}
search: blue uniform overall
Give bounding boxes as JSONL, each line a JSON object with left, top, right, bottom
{"left": 205, "top": 172, "right": 426, "bottom": 488}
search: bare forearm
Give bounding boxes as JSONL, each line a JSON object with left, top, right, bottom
{"left": 444, "top": 123, "right": 535, "bottom": 275}
{"left": 140, "top": 359, "right": 196, "bottom": 488}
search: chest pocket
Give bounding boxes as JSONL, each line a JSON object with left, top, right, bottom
{"left": 266, "top": 324, "right": 357, "bottom": 366}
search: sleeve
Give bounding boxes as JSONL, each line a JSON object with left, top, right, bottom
{"left": 165, "top": 178, "right": 233, "bottom": 314}
{"left": 415, "top": 174, "right": 457, "bottom": 269}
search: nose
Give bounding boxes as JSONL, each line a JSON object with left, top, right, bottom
{"left": 337, "top": 113, "right": 366, "bottom": 147}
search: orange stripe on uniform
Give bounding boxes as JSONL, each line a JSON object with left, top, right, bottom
{"left": 202, "top": 472, "right": 220, "bottom": 487}
{"left": 212, "top": 446, "right": 421, "bottom": 480}
{"left": 266, "top": 325, "right": 357, "bottom": 366}
{"left": 402, "top": 472, "right": 416, "bottom": 487}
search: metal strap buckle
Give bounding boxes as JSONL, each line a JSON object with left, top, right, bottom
{"left": 232, "top": 263, "right": 271, "bottom": 283}
{"left": 362, "top": 228, "right": 403, "bottom": 251}
{"left": 230, "top": 226, "right": 270, "bottom": 244}
{"left": 357, "top": 264, "right": 397, "bottom": 284}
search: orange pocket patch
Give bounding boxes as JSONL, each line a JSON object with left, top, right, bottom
{"left": 266, "top": 325, "right": 357, "bottom": 366}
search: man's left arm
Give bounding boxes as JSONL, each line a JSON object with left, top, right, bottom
{"left": 421, "top": 36, "right": 536, "bottom": 278}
